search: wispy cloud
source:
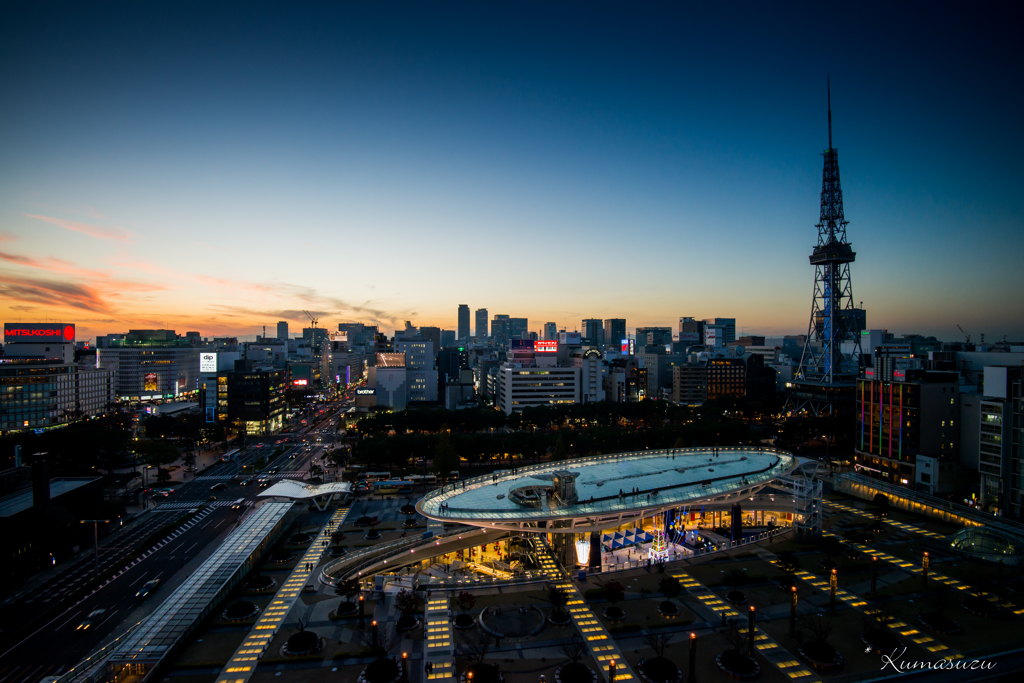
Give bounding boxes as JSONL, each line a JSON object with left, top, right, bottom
{"left": 0, "top": 233, "right": 19, "bottom": 243}
{"left": 24, "top": 213, "right": 133, "bottom": 242}
{"left": 0, "top": 274, "right": 110, "bottom": 313}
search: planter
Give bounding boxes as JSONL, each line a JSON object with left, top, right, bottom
{"left": 396, "top": 614, "right": 421, "bottom": 632}
{"left": 715, "top": 649, "right": 760, "bottom": 679}
{"left": 548, "top": 610, "right": 572, "bottom": 626}
{"left": 460, "top": 662, "right": 504, "bottom": 683}
{"left": 961, "top": 595, "right": 1002, "bottom": 619}
{"left": 602, "top": 605, "right": 626, "bottom": 622}
{"left": 454, "top": 613, "right": 476, "bottom": 629}
{"left": 288, "top": 532, "right": 313, "bottom": 545}
{"left": 657, "top": 601, "right": 680, "bottom": 618}
{"left": 918, "top": 610, "right": 963, "bottom": 635}
{"left": 355, "top": 516, "right": 374, "bottom": 527}
{"left": 725, "top": 590, "right": 748, "bottom": 606}
{"left": 365, "top": 530, "right": 382, "bottom": 540}
{"left": 222, "top": 601, "right": 260, "bottom": 622}
{"left": 244, "top": 576, "right": 277, "bottom": 593}
{"left": 268, "top": 551, "right": 296, "bottom": 564}
{"left": 637, "top": 657, "right": 683, "bottom": 683}
{"left": 359, "top": 658, "right": 401, "bottom": 683}
{"left": 553, "top": 662, "right": 596, "bottom": 683}
{"left": 860, "top": 629, "right": 901, "bottom": 653}
{"left": 282, "top": 631, "right": 323, "bottom": 656}
{"left": 797, "top": 641, "right": 843, "bottom": 671}
{"left": 336, "top": 601, "right": 359, "bottom": 617}
{"left": 400, "top": 505, "right": 416, "bottom": 515}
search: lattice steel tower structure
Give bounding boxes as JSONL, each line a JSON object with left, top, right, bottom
{"left": 786, "top": 80, "right": 864, "bottom": 416}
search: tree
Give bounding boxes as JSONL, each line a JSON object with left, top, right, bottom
{"left": 432, "top": 427, "right": 459, "bottom": 478}
{"left": 457, "top": 591, "right": 477, "bottom": 614}
{"left": 548, "top": 586, "right": 569, "bottom": 620}
{"left": 334, "top": 578, "right": 361, "bottom": 608}
{"left": 456, "top": 630, "right": 494, "bottom": 666}
{"left": 659, "top": 576, "right": 683, "bottom": 604}
{"left": 644, "top": 632, "right": 675, "bottom": 660}
{"left": 559, "top": 632, "right": 587, "bottom": 664}
{"left": 394, "top": 588, "right": 423, "bottom": 617}
{"left": 552, "top": 433, "right": 568, "bottom": 461}
{"left": 723, "top": 569, "right": 748, "bottom": 595}
{"left": 604, "top": 580, "right": 626, "bottom": 608}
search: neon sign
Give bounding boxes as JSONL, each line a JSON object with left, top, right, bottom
{"left": 535, "top": 340, "right": 558, "bottom": 353}
{"left": 4, "top": 324, "right": 75, "bottom": 342}
{"left": 292, "top": 379, "right": 308, "bottom": 386}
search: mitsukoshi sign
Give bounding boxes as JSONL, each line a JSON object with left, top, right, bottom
{"left": 4, "top": 323, "right": 75, "bottom": 342}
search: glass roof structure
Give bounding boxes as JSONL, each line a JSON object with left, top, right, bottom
{"left": 418, "top": 448, "right": 797, "bottom": 525}
{"left": 108, "top": 502, "right": 294, "bottom": 664}
{"left": 258, "top": 480, "right": 351, "bottom": 499}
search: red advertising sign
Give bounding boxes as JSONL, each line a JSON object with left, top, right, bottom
{"left": 535, "top": 340, "right": 558, "bottom": 353}
{"left": 293, "top": 379, "right": 308, "bottom": 386}
{"left": 4, "top": 323, "right": 75, "bottom": 342}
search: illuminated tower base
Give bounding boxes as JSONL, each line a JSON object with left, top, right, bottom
{"left": 649, "top": 518, "right": 669, "bottom": 562}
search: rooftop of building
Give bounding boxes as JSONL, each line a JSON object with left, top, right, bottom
{"left": 0, "top": 477, "right": 102, "bottom": 517}
{"left": 418, "top": 448, "right": 797, "bottom": 525}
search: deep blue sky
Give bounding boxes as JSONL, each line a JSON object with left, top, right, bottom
{"left": 1, "top": 2, "right": 1021, "bottom": 341}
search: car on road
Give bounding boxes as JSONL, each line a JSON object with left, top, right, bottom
{"left": 239, "top": 477, "right": 253, "bottom": 486}
{"left": 210, "top": 482, "right": 228, "bottom": 491}
{"left": 207, "top": 495, "right": 218, "bottom": 502}
{"left": 77, "top": 609, "right": 106, "bottom": 631}
{"left": 135, "top": 579, "right": 161, "bottom": 599}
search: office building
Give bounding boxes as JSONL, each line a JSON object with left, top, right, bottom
{"left": 604, "top": 319, "right": 626, "bottom": 350}
{"left": 582, "top": 319, "right": 605, "bottom": 347}
{"left": 636, "top": 327, "right": 672, "bottom": 348}
{"left": 491, "top": 315, "right": 511, "bottom": 348}
{"left": 638, "top": 349, "right": 686, "bottom": 399}
{"left": 496, "top": 365, "right": 580, "bottom": 414}
{"left": 704, "top": 318, "right": 736, "bottom": 345}
{"left": 605, "top": 357, "right": 646, "bottom": 403}
{"left": 441, "top": 330, "right": 456, "bottom": 347}
{"left": 418, "top": 327, "right": 442, "bottom": 357}
{"left": 570, "top": 348, "right": 606, "bottom": 403}
{"left": 395, "top": 339, "right": 438, "bottom": 402}
{"left": 543, "top": 322, "right": 558, "bottom": 341}
{"left": 475, "top": 308, "right": 488, "bottom": 340}
{"left": 368, "top": 352, "right": 408, "bottom": 410}
{"left": 1, "top": 323, "right": 115, "bottom": 434}
{"left": 276, "top": 321, "right": 289, "bottom": 341}
{"left": 457, "top": 304, "right": 471, "bottom": 341}
{"left": 338, "top": 323, "right": 379, "bottom": 347}
{"left": 678, "top": 317, "right": 704, "bottom": 346}
{"left": 96, "top": 329, "right": 200, "bottom": 402}
{"left": 854, "top": 370, "right": 960, "bottom": 488}
{"left": 224, "top": 368, "right": 286, "bottom": 435}
{"left": 509, "top": 317, "right": 529, "bottom": 340}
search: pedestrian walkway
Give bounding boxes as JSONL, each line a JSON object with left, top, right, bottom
{"left": 752, "top": 542, "right": 963, "bottom": 661}
{"left": 215, "top": 503, "right": 351, "bottom": 683}
{"left": 673, "top": 571, "right": 820, "bottom": 681}
{"left": 826, "top": 501, "right": 949, "bottom": 540}
{"left": 422, "top": 596, "right": 456, "bottom": 681}
{"left": 194, "top": 472, "right": 305, "bottom": 482}
{"left": 528, "top": 540, "right": 638, "bottom": 683}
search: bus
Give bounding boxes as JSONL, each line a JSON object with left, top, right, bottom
{"left": 221, "top": 448, "right": 241, "bottom": 463}
{"left": 363, "top": 471, "right": 391, "bottom": 483}
{"left": 372, "top": 480, "right": 414, "bottom": 495}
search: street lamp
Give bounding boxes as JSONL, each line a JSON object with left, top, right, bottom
{"left": 80, "top": 519, "right": 110, "bottom": 576}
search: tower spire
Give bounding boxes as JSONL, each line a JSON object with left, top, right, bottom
{"left": 827, "top": 76, "right": 832, "bottom": 151}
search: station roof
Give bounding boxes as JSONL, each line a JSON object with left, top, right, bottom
{"left": 418, "top": 448, "right": 797, "bottom": 524}
{"left": 258, "top": 480, "right": 351, "bottom": 500}
{"left": 108, "top": 501, "right": 294, "bottom": 663}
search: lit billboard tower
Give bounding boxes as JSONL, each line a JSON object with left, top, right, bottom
{"left": 786, "top": 80, "right": 863, "bottom": 416}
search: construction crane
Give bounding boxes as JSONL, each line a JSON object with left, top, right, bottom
{"left": 302, "top": 310, "right": 318, "bottom": 329}
{"left": 956, "top": 324, "right": 970, "bottom": 343}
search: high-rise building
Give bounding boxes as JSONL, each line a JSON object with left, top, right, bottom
{"left": 491, "top": 315, "right": 511, "bottom": 348}
{"left": 418, "top": 327, "right": 442, "bottom": 357}
{"left": 96, "top": 329, "right": 200, "bottom": 401}
{"left": 509, "top": 317, "right": 529, "bottom": 340}
{"left": 276, "top": 321, "right": 289, "bottom": 341}
{"left": 475, "top": 308, "right": 488, "bottom": 339}
{"left": 581, "top": 319, "right": 604, "bottom": 347}
{"left": 543, "top": 322, "right": 558, "bottom": 341}
{"left": 636, "top": 327, "right": 672, "bottom": 348}
{"left": 678, "top": 317, "right": 705, "bottom": 345}
{"left": 704, "top": 318, "right": 736, "bottom": 345}
{"left": 604, "top": 319, "right": 626, "bottom": 350}
{"left": 395, "top": 339, "right": 438, "bottom": 402}
{"left": 457, "top": 304, "right": 471, "bottom": 341}
{"left": 441, "top": 330, "right": 456, "bottom": 347}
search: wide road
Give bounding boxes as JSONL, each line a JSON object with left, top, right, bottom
{"left": 0, "top": 394, "right": 353, "bottom": 683}
{"left": 0, "top": 505, "right": 237, "bottom": 683}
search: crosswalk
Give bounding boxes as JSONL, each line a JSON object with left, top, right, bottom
{"left": 156, "top": 499, "right": 254, "bottom": 510}
{"left": 193, "top": 472, "right": 306, "bottom": 481}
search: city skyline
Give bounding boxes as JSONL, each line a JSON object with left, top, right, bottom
{"left": 1, "top": 4, "right": 1022, "bottom": 342}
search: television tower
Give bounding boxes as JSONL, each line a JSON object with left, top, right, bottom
{"left": 786, "top": 79, "right": 864, "bottom": 416}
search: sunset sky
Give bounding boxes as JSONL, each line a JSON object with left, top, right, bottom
{"left": 1, "top": 3, "right": 1021, "bottom": 343}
